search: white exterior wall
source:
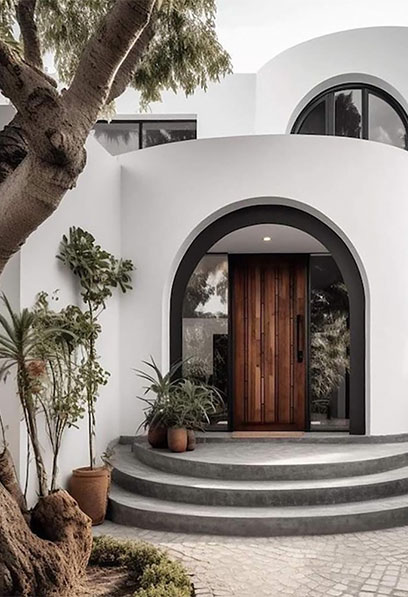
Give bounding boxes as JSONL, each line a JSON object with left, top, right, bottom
{"left": 256, "top": 27, "right": 408, "bottom": 134}
{"left": 118, "top": 134, "right": 408, "bottom": 436}
{"left": 18, "top": 137, "right": 121, "bottom": 493}
{"left": 116, "top": 73, "right": 256, "bottom": 138}
{"left": 0, "top": 254, "right": 21, "bottom": 471}
{"left": 3, "top": 24, "right": 408, "bottom": 483}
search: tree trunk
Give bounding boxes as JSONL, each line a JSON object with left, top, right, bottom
{"left": 0, "top": 448, "right": 28, "bottom": 516}
{"left": 0, "top": 485, "right": 92, "bottom": 596}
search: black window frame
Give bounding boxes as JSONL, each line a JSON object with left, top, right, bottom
{"left": 292, "top": 84, "right": 408, "bottom": 148}
{"left": 94, "top": 118, "right": 197, "bottom": 151}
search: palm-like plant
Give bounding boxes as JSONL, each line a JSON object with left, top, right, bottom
{"left": 0, "top": 294, "right": 49, "bottom": 496}
{"left": 135, "top": 356, "right": 182, "bottom": 430}
{"left": 135, "top": 357, "right": 223, "bottom": 432}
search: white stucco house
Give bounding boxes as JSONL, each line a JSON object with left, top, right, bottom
{"left": 3, "top": 24, "right": 408, "bottom": 534}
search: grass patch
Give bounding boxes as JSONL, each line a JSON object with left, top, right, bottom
{"left": 89, "top": 536, "right": 193, "bottom": 597}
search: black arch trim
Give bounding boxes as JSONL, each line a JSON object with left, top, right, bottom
{"left": 170, "top": 204, "right": 366, "bottom": 435}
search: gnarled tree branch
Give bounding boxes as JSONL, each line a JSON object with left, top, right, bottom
{"left": 108, "top": 19, "right": 155, "bottom": 103}
{"left": 0, "top": 113, "right": 28, "bottom": 184}
{"left": 65, "top": 0, "right": 157, "bottom": 132}
{"left": 16, "top": 0, "right": 43, "bottom": 69}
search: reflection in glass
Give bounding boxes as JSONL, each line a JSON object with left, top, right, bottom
{"left": 143, "top": 121, "right": 196, "bottom": 148}
{"left": 335, "top": 90, "right": 362, "bottom": 138}
{"left": 369, "top": 94, "right": 408, "bottom": 149}
{"left": 93, "top": 122, "right": 140, "bottom": 156}
{"left": 182, "top": 254, "right": 228, "bottom": 427}
{"left": 298, "top": 101, "right": 325, "bottom": 135}
{"left": 310, "top": 256, "right": 350, "bottom": 432}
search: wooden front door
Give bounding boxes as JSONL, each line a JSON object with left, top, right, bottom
{"left": 231, "top": 255, "right": 307, "bottom": 431}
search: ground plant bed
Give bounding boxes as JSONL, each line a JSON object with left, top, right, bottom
{"left": 77, "top": 536, "right": 194, "bottom": 596}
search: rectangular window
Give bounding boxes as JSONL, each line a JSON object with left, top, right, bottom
{"left": 93, "top": 119, "right": 197, "bottom": 155}
{"left": 142, "top": 120, "right": 197, "bottom": 149}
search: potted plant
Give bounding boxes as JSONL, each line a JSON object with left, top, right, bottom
{"left": 171, "top": 379, "right": 222, "bottom": 452}
{"left": 160, "top": 379, "right": 221, "bottom": 453}
{"left": 135, "top": 357, "right": 181, "bottom": 449}
{"left": 57, "top": 227, "right": 133, "bottom": 524}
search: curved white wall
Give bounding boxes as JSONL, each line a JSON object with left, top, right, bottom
{"left": 119, "top": 134, "right": 408, "bottom": 436}
{"left": 255, "top": 27, "right": 408, "bottom": 135}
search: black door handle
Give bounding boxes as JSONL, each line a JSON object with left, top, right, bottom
{"left": 297, "top": 314, "right": 304, "bottom": 363}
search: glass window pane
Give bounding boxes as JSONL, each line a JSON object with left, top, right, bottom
{"left": 369, "top": 93, "right": 407, "bottom": 149}
{"left": 298, "top": 100, "right": 326, "bottom": 135}
{"left": 142, "top": 121, "right": 196, "bottom": 148}
{"left": 310, "top": 256, "right": 350, "bottom": 432}
{"left": 182, "top": 254, "right": 228, "bottom": 427}
{"left": 93, "top": 122, "right": 140, "bottom": 156}
{"left": 335, "top": 89, "right": 362, "bottom": 138}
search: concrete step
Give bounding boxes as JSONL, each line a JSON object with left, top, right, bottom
{"left": 111, "top": 444, "right": 408, "bottom": 507}
{"left": 108, "top": 483, "right": 408, "bottom": 536}
{"left": 132, "top": 437, "right": 408, "bottom": 480}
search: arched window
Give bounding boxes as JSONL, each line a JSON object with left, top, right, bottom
{"left": 292, "top": 85, "right": 408, "bottom": 150}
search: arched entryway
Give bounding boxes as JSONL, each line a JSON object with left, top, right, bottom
{"left": 170, "top": 204, "right": 366, "bottom": 434}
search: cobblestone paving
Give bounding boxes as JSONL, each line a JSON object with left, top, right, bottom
{"left": 95, "top": 522, "right": 408, "bottom": 597}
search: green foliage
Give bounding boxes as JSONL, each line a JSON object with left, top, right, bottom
{"left": 57, "top": 227, "right": 133, "bottom": 467}
{"left": 167, "top": 378, "right": 221, "bottom": 429}
{"left": 135, "top": 356, "right": 182, "bottom": 429}
{"left": 57, "top": 227, "right": 133, "bottom": 309}
{"left": 32, "top": 292, "right": 88, "bottom": 490}
{"left": 136, "top": 356, "right": 222, "bottom": 430}
{"left": 310, "top": 283, "right": 350, "bottom": 414}
{"left": 90, "top": 536, "right": 192, "bottom": 597}
{"left": 134, "top": 0, "right": 232, "bottom": 108}
{"left": 0, "top": 0, "right": 21, "bottom": 53}
{"left": 33, "top": 0, "right": 231, "bottom": 109}
{"left": 0, "top": 293, "right": 73, "bottom": 495}
{"left": 135, "top": 582, "right": 191, "bottom": 597}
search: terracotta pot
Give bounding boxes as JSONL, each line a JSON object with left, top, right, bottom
{"left": 167, "top": 427, "right": 188, "bottom": 453}
{"left": 147, "top": 425, "right": 168, "bottom": 449}
{"left": 69, "top": 466, "right": 110, "bottom": 526}
{"left": 186, "top": 429, "right": 196, "bottom": 451}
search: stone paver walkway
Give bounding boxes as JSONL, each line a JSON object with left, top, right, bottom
{"left": 95, "top": 522, "right": 408, "bottom": 597}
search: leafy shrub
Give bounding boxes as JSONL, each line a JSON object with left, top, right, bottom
{"left": 91, "top": 536, "right": 193, "bottom": 596}
{"left": 134, "top": 583, "right": 191, "bottom": 597}
{"left": 139, "top": 560, "right": 191, "bottom": 590}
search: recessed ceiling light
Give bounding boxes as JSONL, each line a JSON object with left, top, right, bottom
{"left": 263, "top": 236, "right": 272, "bottom": 242}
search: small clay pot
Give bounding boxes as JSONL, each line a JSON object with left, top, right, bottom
{"left": 69, "top": 466, "right": 110, "bottom": 526}
{"left": 147, "top": 425, "right": 168, "bottom": 449}
{"left": 186, "top": 429, "right": 196, "bottom": 451}
{"left": 167, "top": 427, "right": 188, "bottom": 453}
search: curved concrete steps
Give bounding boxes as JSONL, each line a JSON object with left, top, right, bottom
{"left": 111, "top": 444, "right": 408, "bottom": 507}
{"left": 107, "top": 438, "right": 408, "bottom": 535}
{"left": 132, "top": 437, "right": 408, "bottom": 480}
{"left": 108, "top": 483, "right": 408, "bottom": 536}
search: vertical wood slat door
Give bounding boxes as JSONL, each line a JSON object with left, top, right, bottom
{"left": 231, "top": 255, "right": 307, "bottom": 431}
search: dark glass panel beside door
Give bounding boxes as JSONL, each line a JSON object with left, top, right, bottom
{"left": 142, "top": 121, "right": 197, "bottom": 148}
{"left": 369, "top": 93, "right": 408, "bottom": 149}
{"left": 297, "top": 100, "right": 326, "bottom": 135}
{"left": 335, "top": 89, "right": 362, "bottom": 138}
{"left": 310, "top": 255, "right": 350, "bottom": 432}
{"left": 182, "top": 254, "right": 228, "bottom": 427}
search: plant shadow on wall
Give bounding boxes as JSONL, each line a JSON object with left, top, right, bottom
{"left": 310, "top": 282, "right": 350, "bottom": 427}
{"left": 136, "top": 357, "right": 223, "bottom": 453}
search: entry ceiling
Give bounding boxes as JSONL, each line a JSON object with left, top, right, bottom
{"left": 209, "top": 224, "right": 328, "bottom": 254}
